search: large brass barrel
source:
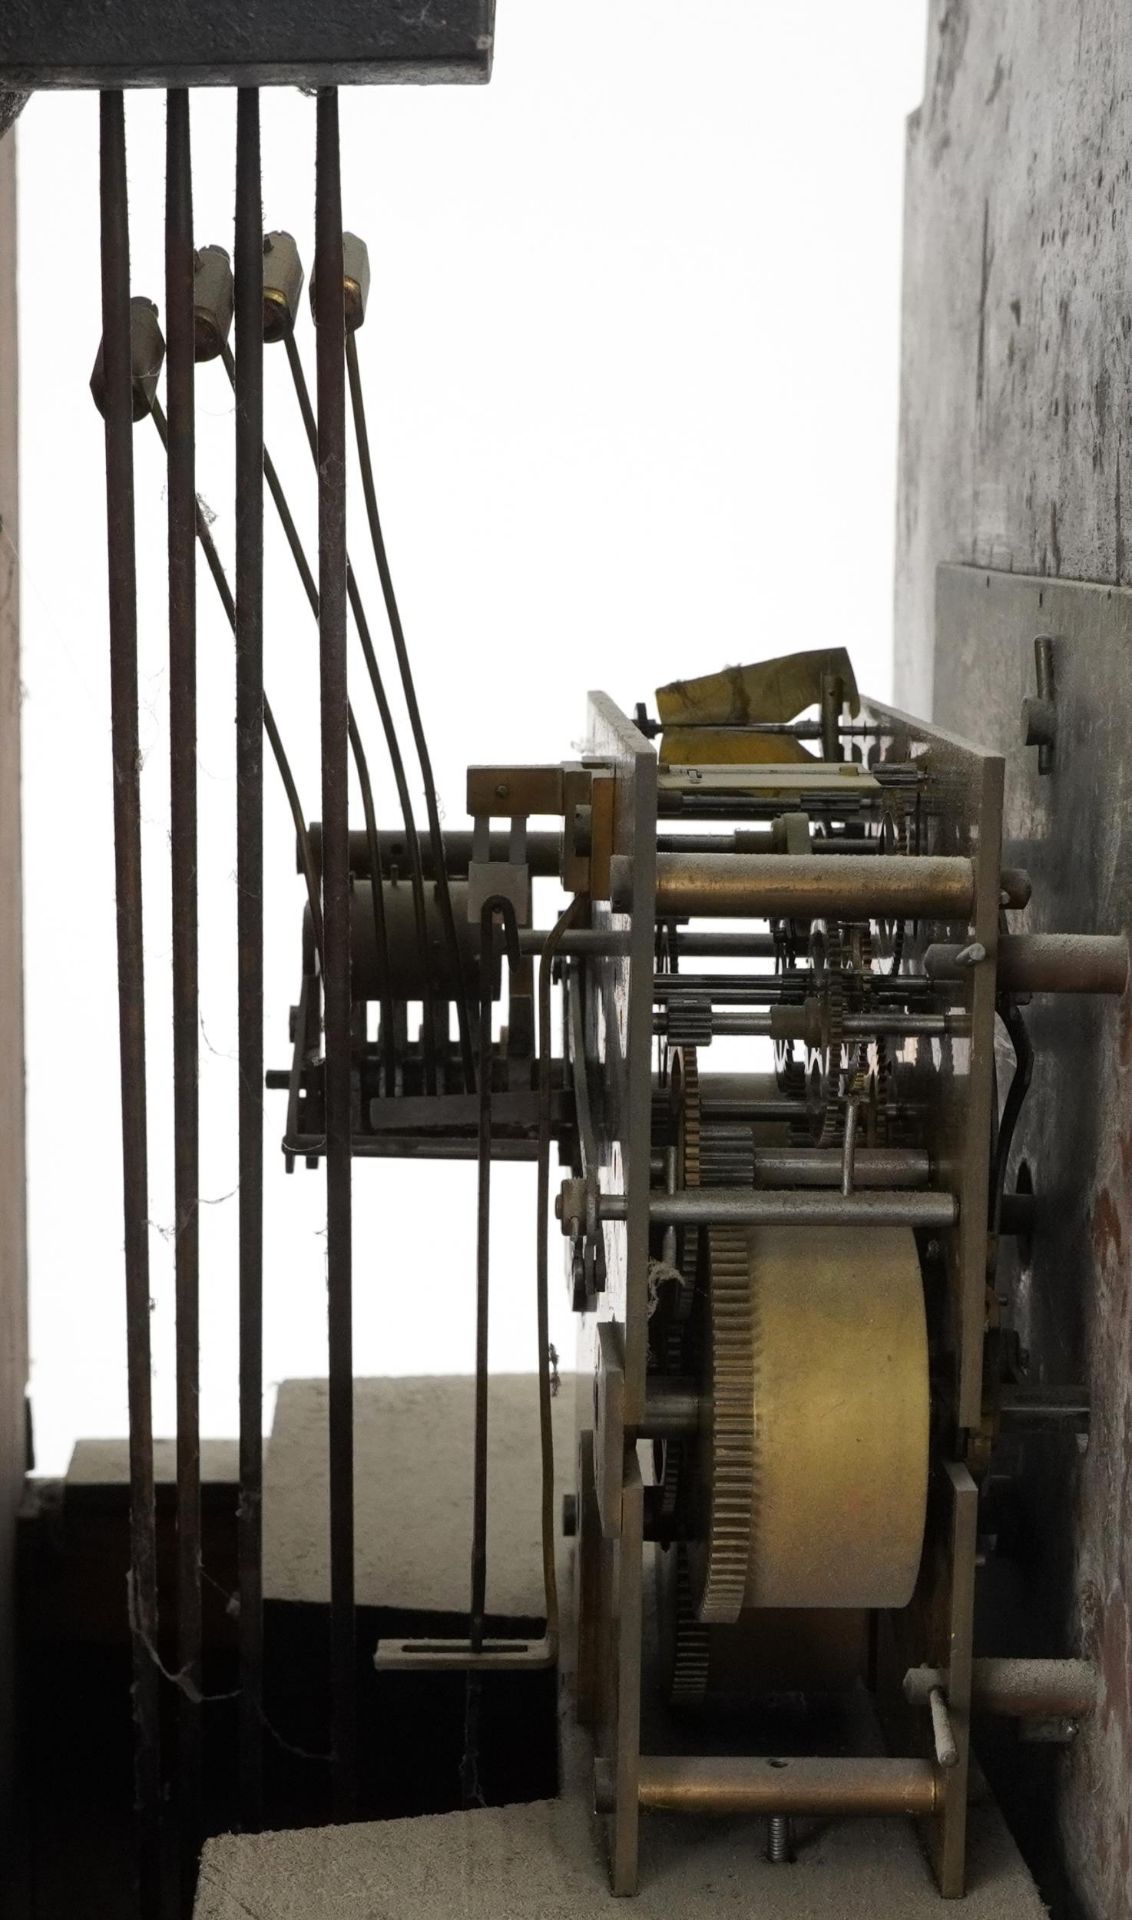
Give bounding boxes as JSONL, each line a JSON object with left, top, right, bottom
{"left": 693, "top": 1222, "right": 929, "bottom": 1620}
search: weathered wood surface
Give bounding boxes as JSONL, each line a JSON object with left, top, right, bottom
{"left": 896, "top": 0, "right": 1132, "bottom": 715}
{"left": 898, "top": 8, "right": 1132, "bottom": 1915}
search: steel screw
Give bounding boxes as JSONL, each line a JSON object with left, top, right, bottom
{"left": 766, "top": 1815, "right": 793, "bottom": 1864}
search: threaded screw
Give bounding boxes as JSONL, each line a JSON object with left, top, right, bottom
{"left": 766, "top": 1815, "right": 792, "bottom": 1864}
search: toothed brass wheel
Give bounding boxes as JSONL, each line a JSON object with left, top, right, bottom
{"left": 688, "top": 1222, "right": 929, "bottom": 1620}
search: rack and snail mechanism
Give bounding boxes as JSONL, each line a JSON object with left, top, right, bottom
{"left": 1, "top": 6, "right": 1128, "bottom": 1918}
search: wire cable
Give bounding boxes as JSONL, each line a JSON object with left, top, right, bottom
{"left": 345, "top": 331, "right": 476, "bottom": 1092}
{"left": 283, "top": 327, "right": 439, "bottom": 1091}
{"left": 147, "top": 398, "right": 325, "bottom": 964}
{"left": 218, "top": 339, "right": 395, "bottom": 1091}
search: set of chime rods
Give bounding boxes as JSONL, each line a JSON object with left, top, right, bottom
{"left": 97, "top": 86, "right": 468, "bottom": 1916}
{"left": 94, "top": 224, "right": 473, "bottom": 1090}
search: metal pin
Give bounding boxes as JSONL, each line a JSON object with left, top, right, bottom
{"left": 841, "top": 1093, "right": 860, "bottom": 1196}
{"left": 929, "top": 1686, "right": 960, "bottom": 1770}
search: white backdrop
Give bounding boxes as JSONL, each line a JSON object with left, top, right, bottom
{"left": 17, "top": 4, "right": 927, "bottom": 1474}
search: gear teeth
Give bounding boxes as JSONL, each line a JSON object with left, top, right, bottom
{"left": 669, "top": 1543, "right": 711, "bottom": 1706}
{"left": 665, "top": 995, "right": 713, "bottom": 1050}
{"left": 676, "top": 1044, "right": 702, "bottom": 1196}
{"left": 819, "top": 927, "right": 846, "bottom": 1147}
{"left": 698, "top": 1225, "right": 755, "bottom": 1625}
{"left": 700, "top": 1125, "right": 755, "bottom": 1185}
{"left": 674, "top": 1043, "right": 702, "bottom": 1294}
{"left": 657, "top": 1046, "right": 702, "bottom": 1526}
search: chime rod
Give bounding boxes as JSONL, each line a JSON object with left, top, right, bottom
{"left": 99, "top": 86, "right": 163, "bottom": 1920}
{"left": 315, "top": 85, "right": 358, "bottom": 1818}
{"left": 165, "top": 83, "right": 203, "bottom": 1910}
{"left": 234, "top": 85, "right": 265, "bottom": 1828}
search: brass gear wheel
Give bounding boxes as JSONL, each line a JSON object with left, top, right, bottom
{"left": 656, "top": 1046, "right": 702, "bottom": 1528}
{"left": 689, "top": 1222, "right": 929, "bottom": 1618}
{"left": 692, "top": 1223, "right": 755, "bottom": 1625}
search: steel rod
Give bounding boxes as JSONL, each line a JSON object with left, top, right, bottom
{"left": 234, "top": 86, "right": 265, "bottom": 1829}
{"left": 926, "top": 932, "right": 1128, "bottom": 996}
{"left": 905, "top": 1659, "right": 1099, "bottom": 1719}
{"left": 752, "top": 1146, "right": 931, "bottom": 1188}
{"left": 405, "top": 916, "right": 943, "bottom": 962}
{"left": 655, "top": 969, "right": 934, "bottom": 995}
{"left": 315, "top": 87, "right": 357, "bottom": 1816}
{"left": 285, "top": 1134, "right": 542, "bottom": 1161}
{"left": 520, "top": 926, "right": 630, "bottom": 957}
{"left": 594, "top": 1755, "right": 940, "bottom": 1818}
{"left": 969, "top": 1657, "right": 1100, "bottom": 1718}
{"left": 604, "top": 1188, "right": 956, "bottom": 1229}
{"left": 677, "top": 930, "right": 778, "bottom": 958}
{"left": 654, "top": 833, "right": 880, "bottom": 855}
{"left": 696, "top": 1095, "right": 923, "bottom": 1127}
{"left": 99, "top": 87, "right": 162, "bottom": 1919}
{"left": 654, "top": 983, "right": 926, "bottom": 1008}
{"left": 165, "top": 85, "right": 202, "bottom": 1910}
{"left": 636, "top": 851, "right": 976, "bottom": 922}
{"left": 283, "top": 327, "right": 439, "bottom": 1089}
{"left": 654, "top": 971, "right": 932, "bottom": 994}
{"left": 642, "top": 718, "right": 892, "bottom": 739}
{"left": 654, "top": 1008, "right": 956, "bottom": 1039}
